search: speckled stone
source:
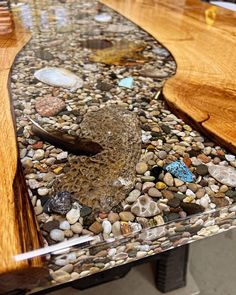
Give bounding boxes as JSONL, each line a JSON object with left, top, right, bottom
{"left": 46, "top": 192, "right": 72, "bottom": 215}
{"left": 119, "top": 212, "right": 135, "bottom": 222}
{"left": 43, "top": 220, "right": 60, "bottom": 232}
{"left": 163, "top": 172, "right": 174, "bottom": 186}
{"left": 89, "top": 221, "right": 103, "bottom": 234}
{"left": 167, "top": 198, "right": 181, "bottom": 208}
{"left": 208, "top": 165, "right": 236, "bottom": 187}
{"left": 131, "top": 195, "right": 160, "bottom": 217}
{"left": 136, "top": 162, "right": 148, "bottom": 174}
{"left": 126, "top": 189, "right": 141, "bottom": 203}
{"left": 35, "top": 96, "right": 66, "bottom": 117}
{"left": 70, "top": 223, "right": 83, "bottom": 234}
{"left": 196, "top": 164, "right": 208, "bottom": 176}
{"left": 180, "top": 202, "right": 205, "bottom": 215}
{"left": 148, "top": 187, "right": 162, "bottom": 198}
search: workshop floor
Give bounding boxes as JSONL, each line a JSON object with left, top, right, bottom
{"left": 51, "top": 230, "right": 236, "bottom": 295}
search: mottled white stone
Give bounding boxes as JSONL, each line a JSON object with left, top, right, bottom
{"left": 208, "top": 165, "right": 236, "bottom": 187}
{"left": 66, "top": 202, "right": 81, "bottom": 224}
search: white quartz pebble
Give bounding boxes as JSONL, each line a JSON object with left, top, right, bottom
{"left": 50, "top": 229, "right": 65, "bottom": 242}
{"left": 33, "top": 149, "right": 45, "bottom": 160}
{"left": 102, "top": 220, "right": 112, "bottom": 234}
{"left": 37, "top": 187, "right": 49, "bottom": 196}
{"left": 59, "top": 221, "right": 71, "bottom": 230}
{"left": 108, "top": 248, "right": 117, "bottom": 257}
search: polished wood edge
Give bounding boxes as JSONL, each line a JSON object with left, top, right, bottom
{"left": 0, "top": 17, "right": 46, "bottom": 293}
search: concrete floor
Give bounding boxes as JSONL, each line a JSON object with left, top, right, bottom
{"left": 190, "top": 230, "right": 236, "bottom": 295}
{"left": 51, "top": 230, "right": 236, "bottom": 295}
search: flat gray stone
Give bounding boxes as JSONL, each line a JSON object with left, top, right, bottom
{"left": 208, "top": 165, "right": 236, "bottom": 187}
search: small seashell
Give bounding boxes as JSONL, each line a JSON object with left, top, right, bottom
{"left": 66, "top": 202, "right": 81, "bottom": 224}
{"left": 102, "top": 220, "right": 112, "bottom": 234}
{"left": 34, "top": 67, "right": 83, "bottom": 90}
{"left": 94, "top": 13, "right": 112, "bottom": 23}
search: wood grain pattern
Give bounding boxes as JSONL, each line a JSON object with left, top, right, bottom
{"left": 0, "top": 19, "right": 47, "bottom": 294}
{"left": 100, "top": 0, "right": 236, "bottom": 153}
{"left": 0, "top": 6, "right": 14, "bottom": 35}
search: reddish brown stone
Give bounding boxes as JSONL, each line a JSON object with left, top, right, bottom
{"left": 197, "top": 154, "right": 211, "bottom": 163}
{"left": 120, "top": 222, "right": 132, "bottom": 235}
{"left": 89, "top": 221, "right": 103, "bottom": 234}
{"left": 211, "top": 197, "right": 229, "bottom": 207}
{"left": 34, "top": 163, "right": 48, "bottom": 173}
{"left": 183, "top": 156, "right": 192, "bottom": 167}
{"left": 214, "top": 192, "right": 225, "bottom": 198}
{"left": 32, "top": 141, "right": 44, "bottom": 150}
{"left": 35, "top": 96, "right": 66, "bottom": 117}
{"left": 99, "top": 212, "right": 108, "bottom": 219}
{"left": 95, "top": 250, "right": 108, "bottom": 257}
{"left": 216, "top": 149, "right": 225, "bottom": 157}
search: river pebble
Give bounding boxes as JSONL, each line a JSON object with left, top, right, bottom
{"left": 66, "top": 203, "right": 81, "bottom": 224}
{"left": 50, "top": 229, "right": 65, "bottom": 242}
{"left": 136, "top": 162, "right": 148, "bottom": 174}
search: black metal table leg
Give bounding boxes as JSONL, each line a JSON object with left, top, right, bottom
{"left": 154, "top": 245, "right": 189, "bottom": 293}
{"left": 72, "top": 263, "right": 132, "bottom": 290}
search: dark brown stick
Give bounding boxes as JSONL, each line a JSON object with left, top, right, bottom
{"left": 30, "top": 118, "right": 103, "bottom": 156}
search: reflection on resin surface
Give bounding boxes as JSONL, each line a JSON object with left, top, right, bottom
{"left": 9, "top": 0, "right": 236, "bottom": 292}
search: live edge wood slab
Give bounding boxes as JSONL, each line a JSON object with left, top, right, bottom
{"left": 0, "top": 20, "right": 47, "bottom": 294}
{"left": 100, "top": 0, "right": 236, "bottom": 153}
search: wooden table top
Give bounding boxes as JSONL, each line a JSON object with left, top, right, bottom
{"left": 100, "top": 0, "right": 236, "bottom": 153}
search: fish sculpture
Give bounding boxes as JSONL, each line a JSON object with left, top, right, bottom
{"left": 54, "top": 106, "right": 141, "bottom": 212}
{"left": 90, "top": 40, "right": 148, "bottom": 66}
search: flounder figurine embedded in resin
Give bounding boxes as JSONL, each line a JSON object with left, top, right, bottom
{"left": 90, "top": 40, "right": 148, "bottom": 66}
{"left": 34, "top": 67, "right": 83, "bottom": 90}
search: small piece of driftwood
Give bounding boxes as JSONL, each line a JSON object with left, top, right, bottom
{"left": 30, "top": 118, "right": 103, "bottom": 156}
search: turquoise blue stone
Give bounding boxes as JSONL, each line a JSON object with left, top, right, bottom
{"left": 165, "top": 161, "right": 194, "bottom": 183}
{"left": 118, "top": 77, "right": 134, "bottom": 89}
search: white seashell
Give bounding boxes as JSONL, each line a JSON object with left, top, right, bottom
{"left": 102, "top": 220, "right": 112, "bottom": 234}
{"left": 66, "top": 202, "right": 81, "bottom": 224}
{"left": 94, "top": 13, "right": 112, "bottom": 23}
{"left": 34, "top": 67, "right": 83, "bottom": 90}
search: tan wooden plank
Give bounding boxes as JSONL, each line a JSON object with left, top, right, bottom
{"left": 0, "top": 17, "right": 46, "bottom": 294}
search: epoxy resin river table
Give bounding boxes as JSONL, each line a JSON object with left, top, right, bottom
{"left": 0, "top": 0, "right": 235, "bottom": 294}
